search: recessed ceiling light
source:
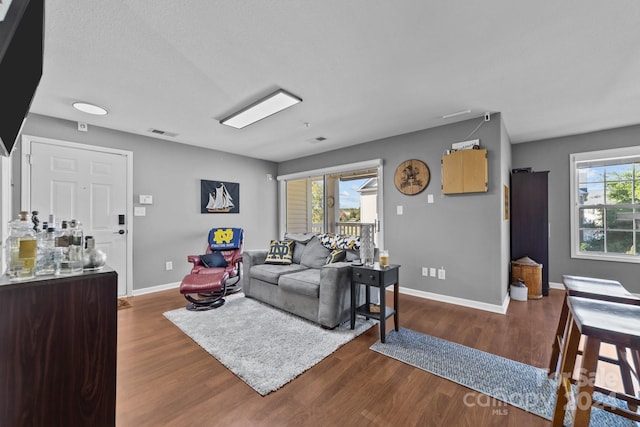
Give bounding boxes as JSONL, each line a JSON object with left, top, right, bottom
{"left": 220, "top": 89, "right": 302, "bottom": 129}
{"left": 72, "top": 102, "right": 108, "bottom": 115}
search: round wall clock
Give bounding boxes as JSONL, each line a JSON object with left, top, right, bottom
{"left": 394, "top": 159, "right": 430, "bottom": 195}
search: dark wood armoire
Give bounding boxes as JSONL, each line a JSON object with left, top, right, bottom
{"left": 510, "top": 170, "right": 549, "bottom": 296}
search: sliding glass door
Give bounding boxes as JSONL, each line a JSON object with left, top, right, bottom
{"left": 279, "top": 160, "right": 383, "bottom": 247}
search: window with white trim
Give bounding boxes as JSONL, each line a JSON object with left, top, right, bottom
{"left": 570, "top": 147, "right": 640, "bottom": 262}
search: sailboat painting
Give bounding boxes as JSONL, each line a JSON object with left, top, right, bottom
{"left": 200, "top": 180, "right": 240, "bottom": 213}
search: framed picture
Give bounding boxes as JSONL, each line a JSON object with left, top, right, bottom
{"left": 201, "top": 180, "right": 239, "bottom": 213}
{"left": 504, "top": 185, "right": 509, "bottom": 220}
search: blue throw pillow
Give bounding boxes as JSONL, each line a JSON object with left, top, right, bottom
{"left": 200, "top": 251, "right": 228, "bottom": 268}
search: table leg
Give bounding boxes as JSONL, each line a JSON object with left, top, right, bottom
{"left": 365, "top": 285, "right": 371, "bottom": 320}
{"left": 350, "top": 281, "right": 356, "bottom": 330}
{"left": 380, "top": 284, "right": 386, "bottom": 343}
{"left": 394, "top": 282, "right": 399, "bottom": 332}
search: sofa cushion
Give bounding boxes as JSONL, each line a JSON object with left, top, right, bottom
{"left": 300, "top": 237, "right": 331, "bottom": 269}
{"left": 278, "top": 269, "right": 321, "bottom": 298}
{"left": 264, "top": 240, "right": 295, "bottom": 265}
{"left": 250, "top": 263, "right": 308, "bottom": 284}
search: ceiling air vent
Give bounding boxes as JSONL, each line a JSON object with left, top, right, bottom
{"left": 147, "top": 128, "right": 179, "bottom": 137}
{"left": 308, "top": 136, "right": 327, "bottom": 144}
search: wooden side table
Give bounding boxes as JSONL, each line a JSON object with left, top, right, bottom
{"left": 350, "top": 264, "right": 400, "bottom": 343}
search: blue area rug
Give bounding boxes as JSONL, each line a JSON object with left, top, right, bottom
{"left": 370, "top": 328, "right": 634, "bottom": 426}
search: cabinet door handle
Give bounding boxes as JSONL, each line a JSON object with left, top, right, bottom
{"left": 355, "top": 272, "right": 361, "bottom": 278}
{"left": 369, "top": 275, "right": 374, "bottom": 280}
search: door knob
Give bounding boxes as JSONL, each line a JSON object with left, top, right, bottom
{"left": 114, "top": 229, "right": 125, "bottom": 235}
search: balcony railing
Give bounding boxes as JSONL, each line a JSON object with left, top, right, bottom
{"left": 309, "top": 222, "right": 373, "bottom": 236}
{"left": 337, "top": 222, "right": 364, "bottom": 236}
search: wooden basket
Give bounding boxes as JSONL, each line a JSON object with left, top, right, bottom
{"left": 511, "top": 258, "right": 542, "bottom": 300}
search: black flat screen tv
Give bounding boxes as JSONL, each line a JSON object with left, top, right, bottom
{"left": 0, "top": 0, "right": 44, "bottom": 156}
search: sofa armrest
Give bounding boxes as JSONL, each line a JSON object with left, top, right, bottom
{"left": 242, "top": 250, "right": 268, "bottom": 294}
{"left": 317, "top": 262, "right": 353, "bottom": 328}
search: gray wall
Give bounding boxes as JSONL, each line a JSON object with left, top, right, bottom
{"left": 14, "top": 113, "right": 279, "bottom": 292}
{"left": 279, "top": 115, "right": 510, "bottom": 306}
{"left": 512, "top": 124, "right": 640, "bottom": 293}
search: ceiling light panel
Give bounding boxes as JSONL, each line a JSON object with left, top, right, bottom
{"left": 220, "top": 89, "right": 302, "bottom": 129}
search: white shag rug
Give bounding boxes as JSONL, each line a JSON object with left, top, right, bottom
{"left": 164, "top": 293, "right": 375, "bottom": 395}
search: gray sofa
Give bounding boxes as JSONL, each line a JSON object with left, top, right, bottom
{"left": 242, "top": 233, "right": 361, "bottom": 329}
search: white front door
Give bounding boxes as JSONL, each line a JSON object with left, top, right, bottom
{"left": 23, "top": 137, "right": 131, "bottom": 296}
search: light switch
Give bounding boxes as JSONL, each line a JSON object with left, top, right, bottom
{"left": 139, "top": 195, "right": 153, "bottom": 205}
{"left": 134, "top": 207, "right": 146, "bottom": 216}
{"left": 427, "top": 194, "right": 434, "bottom": 204}
{"left": 397, "top": 205, "right": 403, "bottom": 215}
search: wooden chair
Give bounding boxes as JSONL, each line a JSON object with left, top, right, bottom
{"left": 548, "top": 275, "right": 640, "bottom": 396}
{"left": 552, "top": 296, "right": 640, "bottom": 426}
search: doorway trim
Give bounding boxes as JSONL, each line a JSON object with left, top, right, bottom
{"left": 20, "top": 135, "right": 134, "bottom": 296}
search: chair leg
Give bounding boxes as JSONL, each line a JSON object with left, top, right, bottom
{"left": 549, "top": 292, "right": 569, "bottom": 378}
{"left": 616, "top": 346, "right": 638, "bottom": 411}
{"left": 552, "top": 317, "right": 581, "bottom": 427}
{"left": 573, "top": 336, "right": 600, "bottom": 426}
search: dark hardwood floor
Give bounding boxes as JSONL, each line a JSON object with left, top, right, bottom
{"left": 117, "top": 288, "right": 568, "bottom": 426}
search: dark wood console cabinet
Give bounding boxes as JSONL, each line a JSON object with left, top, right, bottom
{"left": 0, "top": 268, "right": 117, "bottom": 426}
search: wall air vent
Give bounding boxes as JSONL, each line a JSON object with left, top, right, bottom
{"left": 147, "top": 128, "right": 178, "bottom": 137}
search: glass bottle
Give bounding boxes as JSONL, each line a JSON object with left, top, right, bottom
{"left": 5, "top": 211, "right": 38, "bottom": 280}
{"left": 36, "top": 225, "right": 58, "bottom": 276}
{"left": 69, "top": 219, "right": 84, "bottom": 273}
{"left": 56, "top": 220, "right": 72, "bottom": 275}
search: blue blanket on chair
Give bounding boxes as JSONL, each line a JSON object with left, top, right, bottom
{"left": 208, "top": 228, "right": 243, "bottom": 250}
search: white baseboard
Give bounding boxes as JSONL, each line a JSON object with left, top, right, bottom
{"left": 549, "top": 281, "right": 564, "bottom": 290}
{"left": 399, "top": 286, "right": 510, "bottom": 315}
{"left": 132, "top": 281, "right": 181, "bottom": 296}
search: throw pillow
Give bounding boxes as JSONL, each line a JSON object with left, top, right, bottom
{"left": 334, "top": 234, "right": 360, "bottom": 250}
{"left": 325, "top": 249, "right": 346, "bottom": 264}
{"left": 300, "top": 237, "right": 331, "bottom": 269}
{"left": 318, "top": 232, "right": 337, "bottom": 249}
{"left": 317, "top": 232, "right": 361, "bottom": 251}
{"left": 291, "top": 241, "right": 306, "bottom": 264}
{"left": 284, "top": 232, "right": 316, "bottom": 243}
{"left": 264, "top": 240, "right": 295, "bottom": 265}
{"left": 200, "top": 251, "right": 228, "bottom": 268}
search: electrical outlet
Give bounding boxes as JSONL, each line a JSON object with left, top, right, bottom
{"left": 430, "top": 268, "right": 436, "bottom": 277}
{"left": 438, "top": 267, "right": 446, "bottom": 280}
{"left": 165, "top": 261, "right": 173, "bottom": 271}
{"left": 422, "top": 267, "right": 429, "bottom": 277}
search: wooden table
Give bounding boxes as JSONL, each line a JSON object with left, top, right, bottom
{"left": 350, "top": 264, "right": 400, "bottom": 343}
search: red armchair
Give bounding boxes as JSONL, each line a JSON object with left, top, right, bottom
{"left": 179, "top": 228, "right": 243, "bottom": 310}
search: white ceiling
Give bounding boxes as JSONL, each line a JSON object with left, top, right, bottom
{"left": 30, "top": 1, "right": 640, "bottom": 162}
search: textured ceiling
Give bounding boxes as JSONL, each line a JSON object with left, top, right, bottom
{"left": 30, "top": 1, "right": 640, "bottom": 162}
